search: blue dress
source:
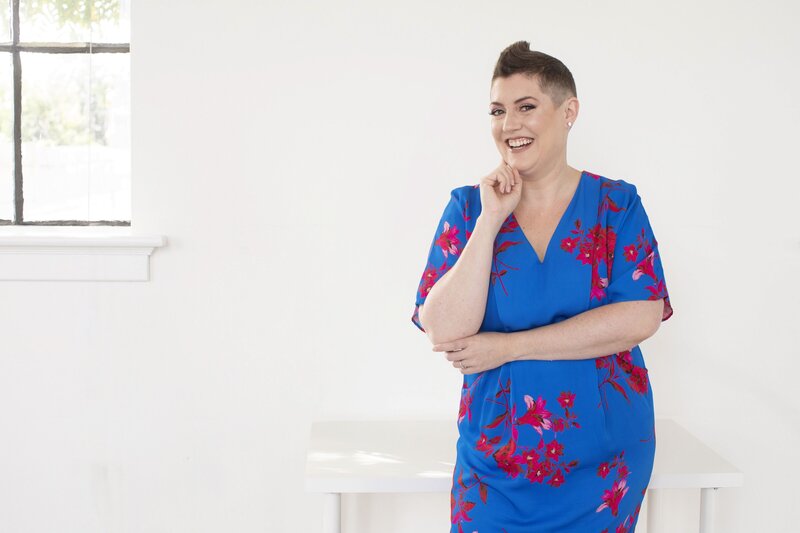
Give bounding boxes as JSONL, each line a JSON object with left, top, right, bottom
{"left": 411, "top": 170, "right": 673, "bottom": 533}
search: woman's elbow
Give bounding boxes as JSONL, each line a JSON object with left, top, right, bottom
{"left": 639, "top": 299, "right": 665, "bottom": 340}
{"left": 419, "top": 306, "right": 479, "bottom": 345}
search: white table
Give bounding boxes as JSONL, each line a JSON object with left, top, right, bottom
{"left": 305, "top": 418, "right": 743, "bottom": 533}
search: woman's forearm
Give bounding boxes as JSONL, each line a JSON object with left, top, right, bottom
{"left": 505, "top": 300, "right": 663, "bottom": 361}
{"left": 420, "top": 215, "right": 502, "bottom": 344}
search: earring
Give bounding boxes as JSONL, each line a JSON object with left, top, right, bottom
{"left": 568, "top": 122, "right": 573, "bottom": 127}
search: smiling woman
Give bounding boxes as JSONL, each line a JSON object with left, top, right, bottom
{"left": 411, "top": 40, "right": 673, "bottom": 533}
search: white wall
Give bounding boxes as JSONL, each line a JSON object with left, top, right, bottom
{"left": 1, "top": 0, "right": 798, "bottom": 531}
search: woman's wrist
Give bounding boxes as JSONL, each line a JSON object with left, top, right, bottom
{"left": 504, "top": 330, "right": 524, "bottom": 362}
{"left": 476, "top": 212, "right": 505, "bottom": 234}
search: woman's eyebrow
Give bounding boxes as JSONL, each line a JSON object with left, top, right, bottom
{"left": 489, "top": 96, "right": 539, "bottom": 106}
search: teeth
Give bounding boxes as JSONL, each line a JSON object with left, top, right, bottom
{"left": 508, "top": 138, "right": 533, "bottom": 148}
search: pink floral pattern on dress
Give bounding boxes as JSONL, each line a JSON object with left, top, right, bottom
{"left": 560, "top": 175, "right": 673, "bottom": 321}
{"left": 596, "top": 451, "right": 644, "bottom": 532}
{"left": 450, "top": 378, "right": 581, "bottom": 531}
{"left": 614, "top": 226, "right": 672, "bottom": 318}
{"left": 596, "top": 350, "right": 650, "bottom": 407}
{"left": 490, "top": 217, "right": 523, "bottom": 296}
{"left": 560, "top": 218, "right": 615, "bottom": 301}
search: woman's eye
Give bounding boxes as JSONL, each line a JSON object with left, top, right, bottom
{"left": 488, "top": 105, "right": 535, "bottom": 116}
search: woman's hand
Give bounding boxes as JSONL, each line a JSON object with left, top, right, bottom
{"left": 478, "top": 160, "right": 523, "bottom": 227}
{"left": 431, "top": 332, "right": 513, "bottom": 375}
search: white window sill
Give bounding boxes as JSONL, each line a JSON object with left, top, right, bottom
{"left": 0, "top": 226, "right": 167, "bottom": 281}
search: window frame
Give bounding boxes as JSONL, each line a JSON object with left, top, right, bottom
{"left": 1, "top": 0, "right": 131, "bottom": 226}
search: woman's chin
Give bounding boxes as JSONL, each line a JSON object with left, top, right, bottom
{"left": 508, "top": 156, "right": 534, "bottom": 170}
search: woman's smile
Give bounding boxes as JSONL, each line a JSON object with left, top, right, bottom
{"left": 507, "top": 137, "right": 534, "bottom": 153}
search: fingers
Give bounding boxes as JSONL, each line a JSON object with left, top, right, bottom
{"left": 481, "top": 172, "right": 507, "bottom": 193}
{"left": 482, "top": 173, "right": 500, "bottom": 186}
{"left": 482, "top": 164, "right": 520, "bottom": 194}
{"left": 507, "top": 164, "right": 521, "bottom": 187}
{"left": 491, "top": 163, "right": 506, "bottom": 194}
{"left": 500, "top": 165, "right": 511, "bottom": 193}
{"left": 453, "top": 359, "right": 471, "bottom": 374}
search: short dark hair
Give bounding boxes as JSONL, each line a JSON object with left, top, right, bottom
{"left": 491, "top": 41, "right": 577, "bottom": 108}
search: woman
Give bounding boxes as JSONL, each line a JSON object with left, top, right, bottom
{"left": 411, "top": 41, "right": 673, "bottom": 532}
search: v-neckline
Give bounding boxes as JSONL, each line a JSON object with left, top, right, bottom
{"left": 511, "top": 170, "right": 586, "bottom": 265}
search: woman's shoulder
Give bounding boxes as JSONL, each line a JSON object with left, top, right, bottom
{"left": 448, "top": 183, "right": 481, "bottom": 206}
{"left": 585, "top": 170, "right": 641, "bottom": 209}
{"left": 440, "top": 184, "right": 481, "bottom": 225}
{"left": 585, "top": 170, "right": 639, "bottom": 193}
{"left": 451, "top": 183, "right": 481, "bottom": 195}
{"left": 449, "top": 170, "right": 642, "bottom": 210}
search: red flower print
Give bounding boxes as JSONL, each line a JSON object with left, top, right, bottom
{"left": 476, "top": 432, "right": 502, "bottom": 457}
{"left": 597, "top": 478, "right": 629, "bottom": 517}
{"left": 493, "top": 437, "right": 525, "bottom": 478}
{"left": 436, "top": 220, "right": 461, "bottom": 258}
{"left": 450, "top": 496, "right": 474, "bottom": 525}
{"left": 491, "top": 216, "right": 523, "bottom": 296}
{"left": 605, "top": 196, "right": 625, "bottom": 213}
{"left": 623, "top": 243, "right": 637, "bottom": 262}
{"left": 454, "top": 383, "right": 583, "bottom": 528}
{"left": 590, "top": 276, "right": 609, "bottom": 301}
{"left": 572, "top": 223, "right": 609, "bottom": 267}
{"left": 616, "top": 227, "right": 670, "bottom": 310}
{"left": 450, "top": 467, "right": 488, "bottom": 530}
{"left": 606, "top": 228, "right": 617, "bottom": 261}
{"left": 548, "top": 468, "right": 566, "bottom": 487}
{"left": 560, "top": 236, "right": 580, "bottom": 252}
{"left": 418, "top": 265, "right": 439, "bottom": 299}
{"left": 597, "top": 180, "right": 628, "bottom": 217}
{"left": 458, "top": 387, "right": 473, "bottom": 425}
{"left": 627, "top": 366, "right": 649, "bottom": 394}
{"left": 521, "top": 448, "right": 541, "bottom": 467}
{"left": 545, "top": 439, "right": 565, "bottom": 462}
{"left": 458, "top": 374, "right": 484, "bottom": 425}
{"left": 577, "top": 239, "right": 596, "bottom": 265}
{"left": 632, "top": 250, "right": 656, "bottom": 281}
{"left": 517, "top": 395, "right": 553, "bottom": 436}
{"left": 597, "top": 353, "right": 649, "bottom": 406}
{"left": 558, "top": 391, "right": 576, "bottom": 409}
{"left": 614, "top": 350, "right": 633, "bottom": 373}
{"left": 562, "top": 219, "right": 613, "bottom": 301}
{"left": 524, "top": 457, "right": 554, "bottom": 483}
{"left": 648, "top": 279, "right": 668, "bottom": 300}
{"left": 597, "top": 462, "right": 611, "bottom": 478}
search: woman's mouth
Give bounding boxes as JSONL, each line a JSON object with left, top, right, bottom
{"left": 506, "top": 137, "right": 534, "bottom": 152}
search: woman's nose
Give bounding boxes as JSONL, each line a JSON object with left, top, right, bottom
{"left": 502, "top": 115, "right": 520, "bottom": 131}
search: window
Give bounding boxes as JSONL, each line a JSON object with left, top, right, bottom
{"left": 0, "top": 0, "right": 131, "bottom": 226}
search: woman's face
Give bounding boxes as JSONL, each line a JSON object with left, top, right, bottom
{"left": 489, "top": 73, "right": 575, "bottom": 175}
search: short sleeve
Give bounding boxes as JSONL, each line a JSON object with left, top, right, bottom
{"left": 606, "top": 188, "right": 674, "bottom": 321}
{"left": 411, "top": 187, "right": 470, "bottom": 332}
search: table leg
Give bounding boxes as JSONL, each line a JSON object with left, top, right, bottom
{"left": 323, "top": 493, "right": 341, "bottom": 533}
{"left": 646, "top": 489, "right": 661, "bottom": 533}
{"left": 699, "top": 487, "right": 717, "bottom": 533}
